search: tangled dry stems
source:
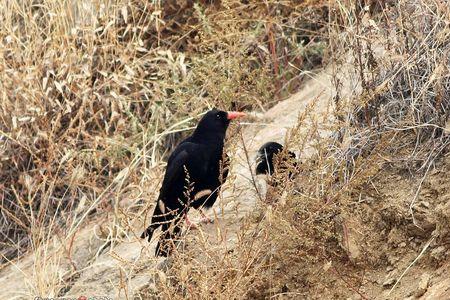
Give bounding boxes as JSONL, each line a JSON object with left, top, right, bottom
{"left": 0, "top": 0, "right": 326, "bottom": 263}
{"left": 0, "top": 0, "right": 449, "bottom": 298}
{"left": 146, "top": 1, "right": 450, "bottom": 298}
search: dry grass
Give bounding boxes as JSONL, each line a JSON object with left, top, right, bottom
{"left": 0, "top": 0, "right": 327, "bottom": 297}
{"left": 332, "top": 0, "right": 449, "bottom": 159}
{"left": 141, "top": 0, "right": 450, "bottom": 299}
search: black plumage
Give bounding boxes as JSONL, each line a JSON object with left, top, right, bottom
{"left": 141, "top": 108, "right": 245, "bottom": 256}
{"left": 255, "top": 142, "right": 296, "bottom": 176}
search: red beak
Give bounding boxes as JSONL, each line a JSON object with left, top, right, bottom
{"left": 226, "top": 111, "right": 246, "bottom": 120}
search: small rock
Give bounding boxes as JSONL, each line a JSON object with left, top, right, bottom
{"left": 399, "top": 242, "right": 407, "bottom": 248}
{"left": 386, "top": 266, "right": 394, "bottom": 272}
{"left": 383, "top": 278, "right": 396, "bottom": 288}
{"left": 388, "top": 255, "right": 399, "bottom": 265}
{"left": 430, "top": 246, "right": 447, "bottom": 261}
{"left": 365, "top": 196, "right": 375, "bottom": 203}
{"left": 414, "top": 273, "right": 431, "bottom": 298}
{"left": 420, "top": 201, "right": 430, "bottom": 208}
{"left": 429, "top": 168, "right": 439, "bottom": 175}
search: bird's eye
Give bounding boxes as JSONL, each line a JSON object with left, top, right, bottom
{"left": 216, "top": 114, "right": 221, "bottom": 119}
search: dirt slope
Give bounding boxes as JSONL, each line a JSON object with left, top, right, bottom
{"left": 1, "top": 65, "right": 448, "bottom": 299}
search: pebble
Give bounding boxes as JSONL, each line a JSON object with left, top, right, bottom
{"left": 431, "top": 246, "right": 447, "bottom": 261}
{"left": 415, "top": 273, "right": 431, "bottom": 297}
{"left": 383, "top": 278, "right": 396, "bottom": 288}
{"left": 420, "top": 201, "right": 430, "bottom": 208}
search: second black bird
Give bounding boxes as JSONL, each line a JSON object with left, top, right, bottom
{"left": 255, "top": 141, "right": 296, "bottom": 176}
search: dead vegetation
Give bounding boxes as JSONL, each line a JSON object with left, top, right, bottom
{"left": 0, "top": 0, "right": 326, "bottom": 264}
{"left": 1, "top": 0, "right": 449, "bottom": 299}
{"left": 143, "top": 1, "right": 450, "bottom": 299}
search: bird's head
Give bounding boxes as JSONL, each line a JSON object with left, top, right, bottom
{"left": 256, "top": 142, "right": 296, "bottom": 175}
{"left": 256, "top": 142, "right": 283, "bottom": 175}
{"left": 193, "top": 108, "right": 246, "bottom": 141}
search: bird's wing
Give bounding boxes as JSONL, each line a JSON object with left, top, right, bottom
{"left": 159, "top": 147, "right": 190, "bottom": 198}
{"left": 142, "top": 143, "right": 194, "bottom": 243}
{"left": 159, "top": 141, "right": 207, "bottom": 199}
{"left": 166, "top": 135, "right": 194, "bottom": 166}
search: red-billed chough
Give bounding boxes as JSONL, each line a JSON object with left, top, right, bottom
{"left": 141, "top": 108, "right": 245, "bottom": 256}
{"left": 255, "top": 141, "right": 296, "bottom": 176}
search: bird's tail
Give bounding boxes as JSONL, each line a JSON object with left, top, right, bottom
{"left": 154, "top": 220, "right": 183, "bottom": 257}
{"left": 141, "top": 200, "right": 186, "bottom": 256}
{"left": 141, "top": 200, "right": 166, "bottom": 241}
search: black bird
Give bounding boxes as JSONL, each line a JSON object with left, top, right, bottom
{"left": 141, "top": 108, "right": 246, "bottom": 256}
{"left": 255, "top": 142, "right": 296, "bottom": 176}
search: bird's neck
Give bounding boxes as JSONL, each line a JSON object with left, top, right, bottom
{"left": 193, "top": 135, "right": 225, "bottom": 148}
{"left": 192, "top": 129, "right": 226, "bottom": 146}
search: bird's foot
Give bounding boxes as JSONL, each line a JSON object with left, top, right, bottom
{"left": 199, "top": 217, "right": 214, "bottom": 224}
{"left": 185, "top": 215, "right": 200, "bottom": 230}
{"left": 199, "top": 210, "right": 214, "bottom": 224}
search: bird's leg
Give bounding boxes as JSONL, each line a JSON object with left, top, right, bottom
{"left": 184, "top": 214, "right": 199, "bottom": 230}
{"left": 199, "top": 209, "right": 214, "bottom": 224}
